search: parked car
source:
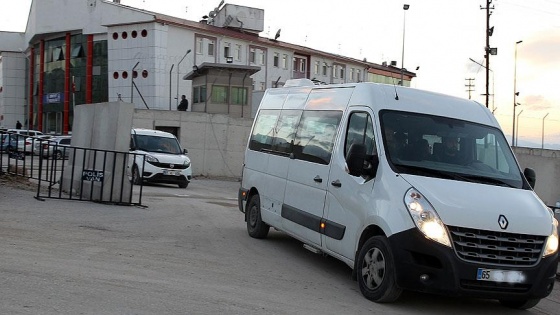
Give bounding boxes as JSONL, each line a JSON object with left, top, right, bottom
{"left": 1, "top": 133, "right": 25, "bottom": 153}
{"left": 25, "top": 135, "right": 53, "bottom": 154}
{"left": 129, "top": 128, "right": 192, "bottom": 188}
{"left": 34, "top": 135, "right": 72, "bottom": 159}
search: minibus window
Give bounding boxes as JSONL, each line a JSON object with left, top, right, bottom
{"left": 293, "top": 110, "right": 342, "bottom": 164}
{"left": 249, "top": 109, "right": 279, "bottom": 152}
{"left": 380, "top": 110, "right": 524, "bottom": 188}
{"left": 345, "top": 112, "right": 376, "bottom": 158}
{"left": 270, "top": 110, "right": 301, "bottom": 153}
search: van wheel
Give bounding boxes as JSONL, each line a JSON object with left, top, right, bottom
{"left": 357, "top": 236, "right": 402, "bottom": 303}
{"left": 132, "top": 165, "right": 142, "bottom": 185}
{"left": 178, "top": 181, "right": 188, "bottom": 188}
{"left": 246, "top": 194, "right": 269, "bottom": 239}
{"left": 499, "top": 298, "right": 540, "bottom": 310}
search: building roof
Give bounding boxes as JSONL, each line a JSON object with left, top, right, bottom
{"left": 102, "top": 1, "right": 415, "bottom": 79}
{"left": 183, "top": 63, "right": 262, "bottom": 80}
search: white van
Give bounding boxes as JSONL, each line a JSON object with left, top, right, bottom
{"left": 238, "top": 79, "right": 558, "bottom": 309}
{"left": 129, "top": 128, "right": 192, "bottom": 188}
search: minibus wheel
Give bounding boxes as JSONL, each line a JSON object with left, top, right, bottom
{"left": 246, "top": 194, "right": 269, "bottom": 239}
{"left": 357, "top": 236, "right": 402, "bottom": 302}
{"left": 499, "top": 298, "right": 540, "bottom": 310}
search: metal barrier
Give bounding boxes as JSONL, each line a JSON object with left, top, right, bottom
{"left": 1, "top": 131, "right": 144, "bottom": 206}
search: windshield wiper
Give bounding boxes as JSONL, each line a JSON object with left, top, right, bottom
{"left": 393, "top": 164, "right": 515, "bottom": 187}
{"left": 458, "top": 174, "right": 515, "bottom": 188}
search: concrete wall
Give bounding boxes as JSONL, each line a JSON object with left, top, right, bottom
{"left": 132, "top": 109, "right": 252, "bottom": 178}
{"left": 63, "top": 101, "right": 134, "bottom": 202}
{"left": 514, "top": 147, "right": 560, "bottom": 206}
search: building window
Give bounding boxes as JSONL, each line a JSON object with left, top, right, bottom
{"left": 231, "top": 87, "right": 248, "bottom": 105}
{"left": 282, "top": 54, "right": 288, "bottom": 69}
{"left": 224, "top": 45, "right": 230, "bottom": 58}
{"left": 259, "top": 82, "right": 266, "bottom": 91}
{"left": 249, "top": 48, "right": 256, "bottom": 64}
{"left": 132, "top": 30, "right": 137, "bottom": 38}
{"left": 350, "top": 68, "right": 355, "bottom": 81}
{"left": 211, "top": 85, "right": 228, "bottom": 103}
{"left": 235, "top": 44, "right": 242, "bottom": 61}
{"left": 196, "top": 38, "right": 203, "bottom": 54}
{"left": 141, "top": 29, "right": 147, "bottom": 37}
{"left": 273, "top": 52, "right": 279, "bottom": 67}
{"left": 356, "top": 69, "right": 361, "bottom": 82}
{"left": 259, "top": 50, "right": 265, "bottom": 65}
{"left": 314, "top": 61, "right": 319, "bottom": 75}
{"left": 121, "top": 31, "right": 128, "bottom": 39}
{"left": 340, "top": 67, "right": 345, "bottom": 79}
{"left": 208, "top": 41, "right": 215, "bottom": 56}
{"left": 193, "top": 86, "right": 207, "bottom": 103}
{"left": 322, "top": 63, "right": 327, "bottom": 76}
{"left": 332, "top": 65, "right": 337, "bottom": 78}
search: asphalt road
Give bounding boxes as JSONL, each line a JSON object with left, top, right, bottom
{"left": 0, "top": 177, "right": 559, "bottom": 314}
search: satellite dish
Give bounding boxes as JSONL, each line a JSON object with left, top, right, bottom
{"left": 209, "top": 10, "right": 216, "bottom": 18}
{"left": 275, "top": 29, "right": 281, "bottom": 40}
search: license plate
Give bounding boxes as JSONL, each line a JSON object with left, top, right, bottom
{"left": 476, "top": 268, "right": 525, "bottom": 283}
{"left": 163, "top": 170, "right": 180, "bottom": 176}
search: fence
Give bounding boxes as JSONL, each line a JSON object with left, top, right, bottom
{"left": 1, "top": 131, "right": 144, "bottom": 206}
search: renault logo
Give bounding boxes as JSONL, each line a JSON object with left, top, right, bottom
{"left": 498, "top": 215, "right": 509, "bottom": 230}
{"left": 169, "top": 164, "right": 174, "bottom": 169}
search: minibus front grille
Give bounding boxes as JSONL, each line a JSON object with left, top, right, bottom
{"left": 448, "top": 226, "right": 546, "bottom": 267}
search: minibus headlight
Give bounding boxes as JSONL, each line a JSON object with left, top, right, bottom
{"left": 145, "top": 154, "right": 159, "bottom": 163}
{"left": 404, "top": 188, "right": 452, "bottom": 247}
{"left": 183, "top": 160, "right": 191, "bottom": 168}
{"left": 543, "top": 218, "right": 559, "bottom": 257}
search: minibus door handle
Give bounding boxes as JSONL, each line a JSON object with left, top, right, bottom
{"left": 314, "top": 175, "right": 323, "bottom": 183}
{"left": 331, "top": 180, "right": 342, "bottom": 187}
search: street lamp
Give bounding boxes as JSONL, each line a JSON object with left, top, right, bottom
{"left": 516, "top": 109, "right": 523, "bottom": 147}
{"left": 176, "top": 48, "right": 192, "bottom": 108}
{"left": 542, "top": 113, "right": 549, "bottom": 149}
{"left": 512, "top": 40, "right": 523, "bottom": 145}
{"left": 400, "top": 4, "right": 410, "bottom": 86}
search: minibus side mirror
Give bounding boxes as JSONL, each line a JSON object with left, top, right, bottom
{"left": 346, "top": 143, "right": 366, "bottom": 176}
{"left": 524, "top": 167, "right": 536, "bottom": 189}
{"left": 183, "top": 148, "right": 189, "bottom": 154}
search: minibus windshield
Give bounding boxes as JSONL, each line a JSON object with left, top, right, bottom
{"left": 380, "top": 110, "right": 524, "bottom": 188}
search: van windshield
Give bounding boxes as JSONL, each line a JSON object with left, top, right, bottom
{"left": 134, "top": 135, "right": 182, "bottom": 154}
{"left": 380, "top": 110, "right": 525, "bottom": 189}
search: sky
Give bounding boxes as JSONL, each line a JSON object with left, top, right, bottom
{"left": 2, "top": 0, "right": 560, "bottom": 148}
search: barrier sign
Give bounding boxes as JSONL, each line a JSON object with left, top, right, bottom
{"left": 82, "top": 170, "right": 104, "bottom": 182}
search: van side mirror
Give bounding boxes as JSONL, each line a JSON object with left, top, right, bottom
{"left": 524, "top": 167, "right": 536, "bottom": 189}
{"left": 183, "top": 148, "right": 189, "bottom": 154}
{"left": 346, "top": 144, "right": 366, "bottom": 176}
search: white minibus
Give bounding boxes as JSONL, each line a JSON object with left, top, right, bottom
{"left": 238, "top": 79, "right": 558, "bottom": 309}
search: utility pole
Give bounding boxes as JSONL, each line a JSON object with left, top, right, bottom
{"left": 465, "top": 78, "right": 475, "bottom": 99}
{"left": 480, "top": 0, "right": 495, "bottom": 108}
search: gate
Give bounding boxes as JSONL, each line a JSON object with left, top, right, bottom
{"left": 0, "top": 132, "right": 144, "bottom": 206}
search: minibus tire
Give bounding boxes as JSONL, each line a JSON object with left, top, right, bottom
{"left": 357, "top": 236, "right": 402, "bottom": 303}
{"left": 246, "top": 194, "right": 269, "bottom": 239}
{"left": 499, "top": 298, "right": 540, "bottom": 310}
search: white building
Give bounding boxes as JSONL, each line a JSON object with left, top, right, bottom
{"left": 0, "top": 0, "right": 414, "bottom": 134}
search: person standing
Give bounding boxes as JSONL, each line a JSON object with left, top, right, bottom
{"left": 16, "top": 120, "right": 22, "bottom": 129}
{"left": 177, "top": 95, "right": 189, "bottom": 111}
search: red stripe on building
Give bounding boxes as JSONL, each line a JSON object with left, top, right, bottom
{"left": 86, "top": 35, "right": 93, "bottom": 104}
{"left": 38, "top": 40, "right": 45, "bottom": 132}
{"left": 63, "top": 33, "right": 71, "bottom": 134}
{"left": 29, "top": 47, "right": 34, "bottom": 129}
